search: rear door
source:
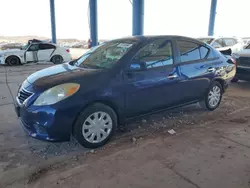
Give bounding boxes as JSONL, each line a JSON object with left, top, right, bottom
{"left": 176, "top": 40, "right": 221, "bottom": 101}
{"left": 124, "top": 38, "right": 181, "bottom": 117}
{"left": 37, "top": 43, "right": 56, "bottom": 61}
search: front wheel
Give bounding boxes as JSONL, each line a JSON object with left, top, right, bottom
{"left": 200, "top": 81, "right": 223, "bottom": 111}
{"left": 73, "top": 103, "right": 117, "bottom": 148}
{"left": 6, "top": 56, "right": 21, "bottom": 66}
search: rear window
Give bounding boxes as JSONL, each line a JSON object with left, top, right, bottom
{"left": 200, "top": 46, "right": 209, "bottom": 59}
{"left": 177, "top": 41, "right": 202, "bottom": 62}
{"left": 177, "top": 40, "right": 213, "bottom": 62}
{"left": 39, "top": 44, "right": 55, "bottom": 50}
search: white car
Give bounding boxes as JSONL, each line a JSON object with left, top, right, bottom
{"left": 198, "top": 36, "right": 244, "bottom": 54}
{"left": 0, "top": 39, "right": 72, "bottom": 66}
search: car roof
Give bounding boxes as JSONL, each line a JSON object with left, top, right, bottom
{"left": 110, "top": 35, "right": 204, "bottom": 45}
{"left": 28, "top": 39, "right": 56, "bottom": 46}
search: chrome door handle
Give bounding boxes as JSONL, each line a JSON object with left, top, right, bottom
{"left": 168, "top": 74, "right": 178, "bottom": 79}
{"left": 207, "top": 67, "right": 216, "bottom": 72}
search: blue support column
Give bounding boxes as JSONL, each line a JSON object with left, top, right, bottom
{"left": 89, "top": 0, "right": 98, "bottom": 47}
{"left": 208, "top": 0, "right": 217, "bottom": 36}
{"left": 132, "top": 0, "right": 144, "bottom": 36}
{"left": 50, "top": 0, "right": 57, "bottom": 43}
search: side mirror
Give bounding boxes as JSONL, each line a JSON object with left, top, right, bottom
{"left": 130, "top": 61, "right": 146, "bottom": 71}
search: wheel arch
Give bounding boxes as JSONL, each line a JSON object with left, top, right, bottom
{"left": 50, "top": 54, "right": 63, "bottom": 61}
{"left": 5, "top": 55, "right": 22, "bottom": 65}
{"left": 71, "top": 99, "right": 123, "bottom": 134}
{"left": 213, "top": 78, "right": 225, "bottom": 93}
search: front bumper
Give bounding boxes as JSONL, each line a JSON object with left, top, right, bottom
{"left": 0, "top": 56, "right": 5, "bottom": 65}
{"left": 15, "top": 99, "right": 82, "bottom": 142}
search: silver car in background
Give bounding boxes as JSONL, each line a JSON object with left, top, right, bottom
{"left": 198, "top": 36, "right": 244, "bottom": 54}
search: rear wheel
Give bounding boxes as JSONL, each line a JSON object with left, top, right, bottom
{"left": 6, "top": 56, "right": 21, "bottom": 66}
{"left": 200, "top": 81, "right": 223, "bottom": 111}
{"left": 51, "top": 55, "right": 63, "bottom": 64}
{"left": 73, "top": 103, "right": 117, "bottom": 148}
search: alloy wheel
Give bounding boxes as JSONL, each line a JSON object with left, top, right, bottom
{"left": 208, "top": 85, "right": 221, "bottom": 107}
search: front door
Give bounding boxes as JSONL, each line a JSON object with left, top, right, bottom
{"left": 24, "top": 44, "right": 39, "bottom": 62}
{"left": 124, "top": 38, "right": 181, "bottom": 117}
{"left": 37, "top": 43, "right": 56, "bottom": 61}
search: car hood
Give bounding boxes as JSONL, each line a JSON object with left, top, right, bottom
{"left": 234, "top": 49, "right": 250, "bottom": 57}
{"left": 27, "top": 63, "right": 103, "bottom": 91}
{"left": 0, "top": 49, "right": 24, "bottom": 55}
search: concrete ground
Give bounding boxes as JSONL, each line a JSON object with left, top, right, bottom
{"left": 1, "top": 64, "right": 250, "bottom": 188}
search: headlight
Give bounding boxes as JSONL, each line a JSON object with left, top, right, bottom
{"left": 33, "top": 83, "right": 80, "bottom": 106}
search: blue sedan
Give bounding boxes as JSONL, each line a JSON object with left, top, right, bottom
{"left": 14, "top": 36, "right": 236, "bottom": 148}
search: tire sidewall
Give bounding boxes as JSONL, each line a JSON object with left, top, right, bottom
{"left": 6, "top": 56, "right": 20, "bottom": 66}
{"left": 51, "top": 55, "right": 63, "bottom": 64}
{"left": 205, "top": 81, "right": 223, "bottom": 111}
{"left": 73, "top": 103, "right": 117, "bottom": 148}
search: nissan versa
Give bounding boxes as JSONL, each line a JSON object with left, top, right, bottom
{"left": 14, "top": 36, "right": 236, "bottom": 148}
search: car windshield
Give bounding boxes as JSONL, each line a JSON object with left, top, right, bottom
{"left": 74, "top": 41, "right": 135, "bottom": 69}
{"left": 198, "top": 38, "right": 214, "bottom": 44}
{"left": 246, "top": 44, "right": 250, "bottom": 49}
{"left": 21, "top": 43, "right": 30, "bottom": 50}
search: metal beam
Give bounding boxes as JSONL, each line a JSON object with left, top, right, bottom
{"left": 89, "top": 0, "right": 98, "bottom": 47}
{"left": 208, "top": 0, "right": 217, "bottom": 36}
{"left": 132, "top": 0, "right": 144, "bottom": 36}
{"left": 50, "top": 0, "right": 57, "bottom": 43}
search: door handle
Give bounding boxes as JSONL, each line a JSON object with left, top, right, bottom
{"left": 207, "top": 67, "right": 216, "bottom": 72}
{"left": 168, "top": 74, "right": 178, "bottom": 79}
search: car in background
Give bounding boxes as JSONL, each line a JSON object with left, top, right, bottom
{"left": 0, "top": 39, "right": 72, "bottom": 66}
{"left": 198, "top": 36, "right": 244, "bottom": 54}
{"left": 242, "top": 37, "right": 250, "bottom": 48}
{"left": 14, "top": 36, "right": 236, "bottom": 148}
{"left": 231, "top": 44, "right": 250, "bottom": 82}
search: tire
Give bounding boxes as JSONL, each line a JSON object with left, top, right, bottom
{"left": 73, "top": 103, "right": 117, "bottom": 148}
{"left": 200, "top": 81, "right": 223, "bottom": 111}
{"left": 51, "top": 55, "right": 63, "bottom": 64}
{"left": 6, "top": 56, "right": 21, "bottom": 66}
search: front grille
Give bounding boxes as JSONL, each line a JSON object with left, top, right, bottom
{"left": 239, "top": 57, "right": 250, "bottom": 67}
{"left": 18, "top": 88, "right": 33, "bottom": 104}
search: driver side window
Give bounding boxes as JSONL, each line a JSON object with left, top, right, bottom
{"left": 28, "top": 44, "right": 39, "bottom": 51}
{"left": 132, "top": 39, "right": 173, "bottom": 70}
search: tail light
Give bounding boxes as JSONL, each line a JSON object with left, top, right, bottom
{"left": 66, "top": 49, "right": 70, "bottom": 53}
